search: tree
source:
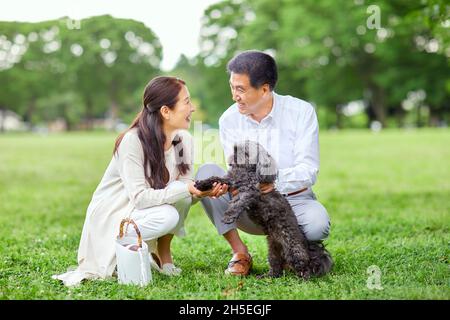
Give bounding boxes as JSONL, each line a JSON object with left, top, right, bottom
{"left": 197, "top": 0, "right": 256, "bottom": 125}
{"left": 0, "top": 20, "right": 64, "bottom": 127}
{"left": 60, "top": 15, "right": 163, "bottom": 129}
{"left": 196, "top": 0, "right": 449, "bottom": 128}
{"left": 0, "top": 15, "right": 163, "bottom": 130}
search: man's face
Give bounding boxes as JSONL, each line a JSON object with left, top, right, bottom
{"left": 229, "top": 72, "right": 268, "bottom": 116}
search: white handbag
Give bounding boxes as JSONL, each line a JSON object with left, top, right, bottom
{"left": 115, "top": 218, "right": 152, "bottom": 286}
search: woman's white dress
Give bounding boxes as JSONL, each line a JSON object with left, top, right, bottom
{"left": 52, "top": 128, "right": 195, "bottom": 286}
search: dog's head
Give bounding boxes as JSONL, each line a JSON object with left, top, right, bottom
{"left": 228, "top": 140, "right": 278, "bottom": 183}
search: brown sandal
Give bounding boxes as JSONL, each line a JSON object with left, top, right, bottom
{"left": 225, "top": 252, "right": 253, "bottom": 276}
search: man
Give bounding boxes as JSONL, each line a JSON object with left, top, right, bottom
{"left": 195, "top": 50, "right": 332, "bottom": 276}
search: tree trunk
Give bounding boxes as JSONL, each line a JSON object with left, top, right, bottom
{"left": 428, "top": 106, "right": 437, "bottom": 127}
{"left": 23, "top": 97, "right": 36, "bottom": 130}
{"left": 416, "top": 104, "right": 422, "bottom": 128}
{"left": 371, "top": 87, "right": 386, "bottom": 127}
{"left": 108, "top": 80, "right": 119, "bottom": 131}
{"left": 395, "top": 107, "right": 405, "bottom": 128}
{"left": 0, "top": 108, "right": 4, "bottom": 133}
{"left": 62, "top": 103, "right": 72, "bottom": 131}
{"left": 366, "top": 84, "right": 386, "bottom": 127}
{"left": 335, "top": 104, "right": 343, "bottom": 129}
{"left": 84, "top": 96, "right": 94, "bottom": 130}
{"left": 109, "top": 98, "right": 119, "bottom": 131}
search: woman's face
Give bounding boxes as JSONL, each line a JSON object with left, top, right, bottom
{"left": 162, "top": 85, "right": 195, "bottom": 130}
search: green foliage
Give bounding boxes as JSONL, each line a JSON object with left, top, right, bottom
{"left": 196, "top": 0, "right": 449, "bottom": 128}
{"left": 1, "top": 2, "right": 448, "bottom": 130}
{"left": 35, "top": 92, "right": 84, "bottom": 130}
{"left": 0, "top": 15, "right": 162, "bottom": 128}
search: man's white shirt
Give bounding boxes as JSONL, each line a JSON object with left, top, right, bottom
{"left": 219, "top": 92, "right": 320, "bottom": 195}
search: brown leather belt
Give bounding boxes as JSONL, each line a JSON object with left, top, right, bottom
{"left": 283, "top": 187, "right": 308, "bottom": 197}
{"left": 230, "top": 187, "right": 308, "bottom": 198}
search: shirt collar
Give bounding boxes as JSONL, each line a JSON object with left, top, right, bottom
{"left": 245, "top": 92, "right": 278, "bottom": 125}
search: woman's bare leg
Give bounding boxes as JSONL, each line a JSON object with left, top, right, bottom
{"left": 157, "top": 233, "right": 174, "bottom": 265}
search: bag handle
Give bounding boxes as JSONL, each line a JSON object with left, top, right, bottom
{"left": 118, "top": 218, "right": 143, "bottom": 248}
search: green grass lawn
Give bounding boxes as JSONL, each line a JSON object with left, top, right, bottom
{"left": 0, "top": 129, "right": 449, "bottom": 299}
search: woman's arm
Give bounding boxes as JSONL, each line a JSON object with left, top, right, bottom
{"left": 176, "top": 130, "right": 229, "bottom": 200}
{"left": 116, "top": 132, "right": 191, "bottom": 210}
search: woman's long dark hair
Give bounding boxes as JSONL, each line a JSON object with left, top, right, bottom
{"left": 113, "top": 76, "right": 190, "bottom": 189}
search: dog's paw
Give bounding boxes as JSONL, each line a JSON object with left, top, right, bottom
{"left": 194, "top": 180, "right": 211, "bottom": 191}
{"left": 296, "top": 269, "right": 311, "bottom": 280}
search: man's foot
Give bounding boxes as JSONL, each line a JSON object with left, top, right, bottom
{"left": 225, "top": 252, "right": 253, "bottom": 276}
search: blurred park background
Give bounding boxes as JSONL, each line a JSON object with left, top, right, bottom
{"left": 0, "top": 0, "right": 449, "bottom": 300}
{"left": 0, "top": 0, "right": 448, "bottom": 132}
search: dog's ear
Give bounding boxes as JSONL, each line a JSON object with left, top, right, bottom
{"left": 230, "top": 143, "right": 239, "bottom": 165}
{"left": 256, "top": 144, "right": 278, "bottom": 183}
{"left": 231, "top": 142, "right": 248, "bottom": 165}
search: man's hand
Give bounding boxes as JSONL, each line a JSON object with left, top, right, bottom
{"left": 259, "top": 182, "right": 275, "bottom": 194}
{"left": 188, "top": 181, "right": 229, "bottom": 199}
{"left": 230, "top": 182, "right": 274, "bottom": 198}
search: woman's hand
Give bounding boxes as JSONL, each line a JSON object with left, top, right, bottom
{"left": 187, "top": 181, "right": 229, "bottom": 199}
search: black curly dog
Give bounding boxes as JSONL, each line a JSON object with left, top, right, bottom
{"left": 195, "top": 140, "right": 333, "bottom": 279}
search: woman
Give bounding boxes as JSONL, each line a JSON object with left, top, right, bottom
{"left": 53, "top": 76, "right": 226, "bottom": 286}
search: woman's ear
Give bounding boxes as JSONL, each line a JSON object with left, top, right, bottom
{"left": 160, "top": 105, "right": 171, "bottom": 120}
